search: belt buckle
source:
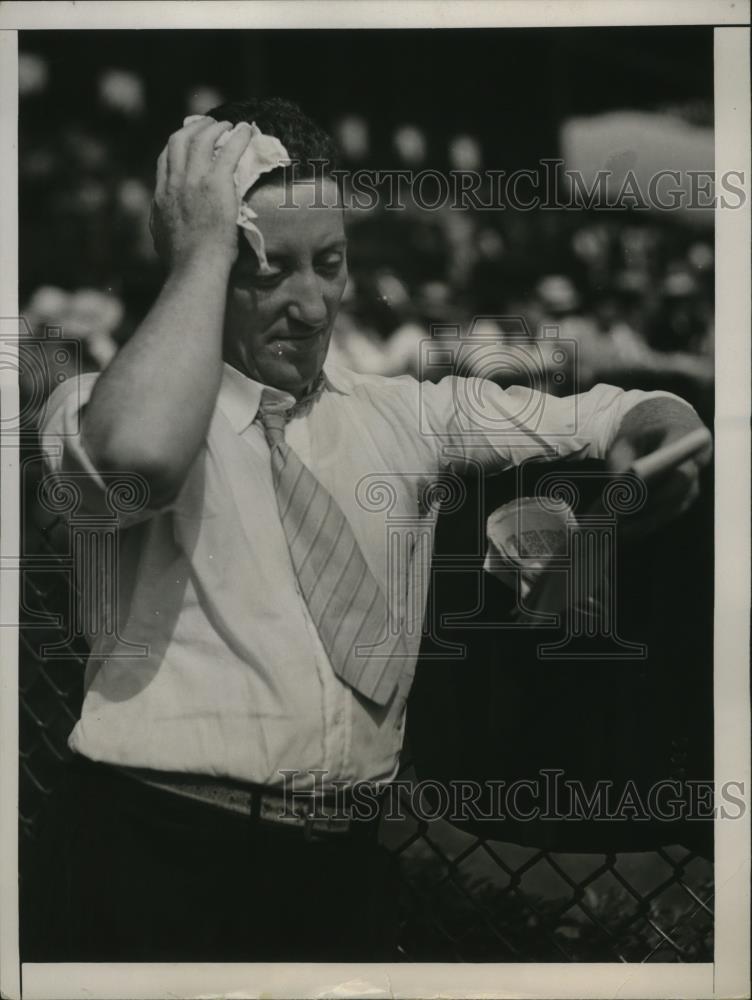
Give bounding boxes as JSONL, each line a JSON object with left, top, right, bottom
{"left": 258, "top": 791, "right": 322, "bottom": 836}
{"left": 301, "top": 799, "right": 331, "bottom": 842}
{"left": 303, "top": 810, "right": 319, "bottom": 842}
{"left": 258, "top": 792, "right": 302, "bottom": 829}
{"left": 257, "top": 791, "right": 350, "bottom": 840}
{"left": 304, "top": 804, "right": 351, "bottom": 841}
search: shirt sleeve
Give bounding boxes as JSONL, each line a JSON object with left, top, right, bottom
{"left": 419, "top": 375, "right": 696, "bottom": 473}
{"left": 39, "top": 373, "right": 171, "bottom": 527}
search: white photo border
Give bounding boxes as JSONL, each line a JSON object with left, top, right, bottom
{"left": 0, "top": 2, "right": 748, "bottom": 998}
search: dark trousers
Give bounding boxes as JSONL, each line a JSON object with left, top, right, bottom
{"left": 22, "top": 757, "right": 401, "bottom": 963}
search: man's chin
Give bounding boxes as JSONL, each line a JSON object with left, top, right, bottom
{"left": 259, "top": 352, "right": 326, "bottom": 398}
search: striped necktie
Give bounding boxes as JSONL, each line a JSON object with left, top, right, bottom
{"left": 259, "top": 398, "right": 406, "bottom": 708}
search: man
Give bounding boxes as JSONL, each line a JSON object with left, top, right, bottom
{"left": 29, "top": 98, "right": 711, "bottom": 962}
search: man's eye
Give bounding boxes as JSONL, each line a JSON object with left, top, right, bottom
{"left": 252, "top": 270, "right": 285, "bottom": 289}
{"left": 317, "top": 254, "right": 344, "bottom": 275}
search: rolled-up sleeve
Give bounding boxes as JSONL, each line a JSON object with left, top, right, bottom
{"left": 39, "top": 373, "right": 163, "bottom": 527}
{"left": 420, "top": 375, "right": 696, "bottom": 472}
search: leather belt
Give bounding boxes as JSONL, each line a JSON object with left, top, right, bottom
{"left": 115, "top": 765, "right": 365, "bottom": 841}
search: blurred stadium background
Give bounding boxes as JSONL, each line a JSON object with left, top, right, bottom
{"left": 18, "top": 27, "right": 715, "bottom": 962}
{"left": 20, "top": 27, "right": 714, "bottom": 418}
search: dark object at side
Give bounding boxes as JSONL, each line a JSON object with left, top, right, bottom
{"left": 408, "top": 456, "right": 714, "bottom": 857}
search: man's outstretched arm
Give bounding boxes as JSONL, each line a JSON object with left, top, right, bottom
{"left": 80, "top": 117, "right": 253, "bottom": 507}
{"left": 420, "top": 377, "right": 711, "bottom": 536}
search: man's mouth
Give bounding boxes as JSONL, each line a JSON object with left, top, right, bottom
{"left": 273, "top": 322, "right": 327, "bottom": 340}
{"left": 270, "top": 327, "right": 325, "bottom": 354}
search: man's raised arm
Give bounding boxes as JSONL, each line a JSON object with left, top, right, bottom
{"left": 80, "top": 117, "right": 254, "bottom": 507}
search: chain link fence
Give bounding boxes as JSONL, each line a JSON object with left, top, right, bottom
{"left": 18, "top": 437, "right": 714, "bottom": 964}
{"left": 383, "top": 767, "right": 713, "bottom": 961}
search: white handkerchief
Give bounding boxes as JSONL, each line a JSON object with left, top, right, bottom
{"left": 183, "top": 115, "right": 292, "bottom": 273}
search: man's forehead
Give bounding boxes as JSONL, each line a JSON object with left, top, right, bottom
{"left": 247, "top": 178, "right": 341, "bottom": 217}
{"left": 245, "top": 179, "right": 344, "bottom": 253}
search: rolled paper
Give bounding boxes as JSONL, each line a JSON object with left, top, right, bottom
{"left": 630, "top": 427, "right": 712, "bottom": 483}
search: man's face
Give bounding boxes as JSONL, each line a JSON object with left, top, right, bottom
{"left": 224, "top": 178, "right": 347, "bottom": 397}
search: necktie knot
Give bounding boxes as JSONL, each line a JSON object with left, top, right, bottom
{"left": 259, "top": 375, "right": 327, "bottom": 447}
{"left": 259, "top": 406, "right": 288, "bottom": 448}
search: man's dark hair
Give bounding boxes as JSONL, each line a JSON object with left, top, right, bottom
{"left": 206, "top": 96, "right": 338, "bottom": 184}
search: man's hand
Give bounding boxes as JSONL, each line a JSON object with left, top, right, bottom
{"left": 605, "top": 397, "right": 713, "bottom": 538}
{"left": 150, "top": 116, "right": 254, "bottom": 270}
{"left": 82, "top": 117, "right": 256, "bottom": 505}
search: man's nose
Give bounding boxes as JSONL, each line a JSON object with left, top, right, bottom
{"left": 286, "top": 272, "right": 328, "bottom": 328}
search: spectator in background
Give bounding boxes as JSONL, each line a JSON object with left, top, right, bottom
{"left": 20, "top": 285, "right": 124, "bottom": 418}
{"left": 19, "top": 50, "right": 716, "bottom": 402}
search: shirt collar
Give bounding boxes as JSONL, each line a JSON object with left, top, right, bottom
{"left": 217, "top": 360, "right": 352, "bottom": 434}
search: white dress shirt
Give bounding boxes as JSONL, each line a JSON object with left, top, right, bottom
{"left": 40, "top": 363, "right": 686, "bottom": 789}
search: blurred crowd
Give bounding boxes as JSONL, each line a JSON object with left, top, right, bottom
{"left": 19, "top": 52, "right": 714, "bottom": 423}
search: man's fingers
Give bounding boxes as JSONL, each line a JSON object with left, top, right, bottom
{"left": 640, "top": 457, "right": 699, "bottom": 498}
{"left": 617, "top": 466, "right": 701, "bottom": 540}
{"left": 695, "top": 433, "right": 714, "bottom": 469}
{"left": 149, "top": 200, "right": 164, "bottom": 259}
{"left": 165, "top": 117, "right": 215, "bottom": 176}
{"left": 214, "top": 121, "right": 255, "bottom": 173}
{"left": 155, "top": 148, "right": 168, "bottom": 201}
{"left": 645, "top": 465, "right": 698, "bottom": 513}
{"left": 186, "top": 120, "right": 233, "bottom": 178}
